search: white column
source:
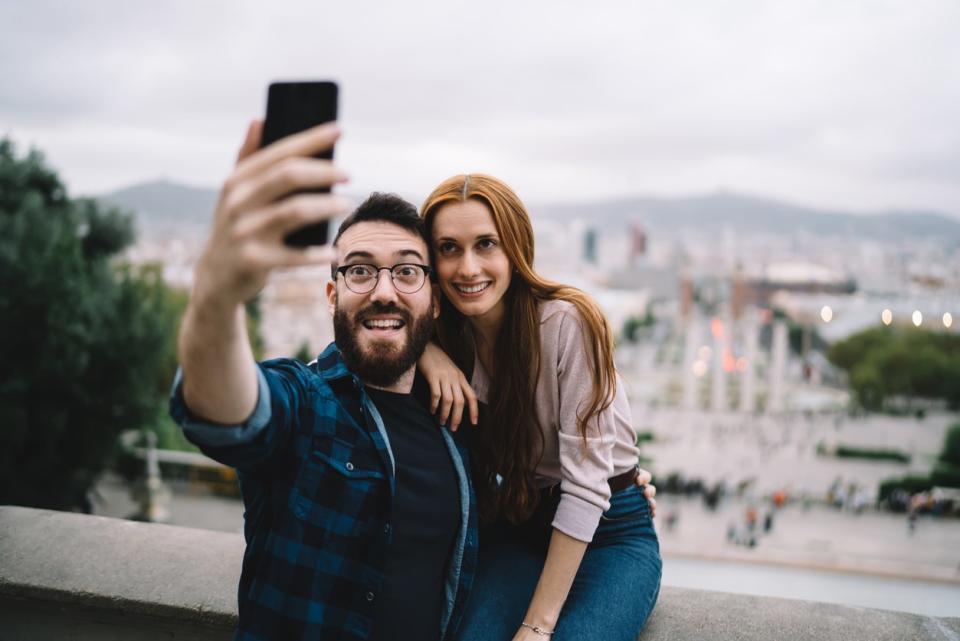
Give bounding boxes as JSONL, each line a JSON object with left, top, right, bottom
{"left": 682, "top": 318, "right": 701, "bottom": 410}
{"left": 768, "top": 320, "right": 788, "bottom": 413}
{"left": 740, "top": 311, "right": 759, "bottom": 413}
{"left": 711, "top": 316, "right": 728, "bottom": 412}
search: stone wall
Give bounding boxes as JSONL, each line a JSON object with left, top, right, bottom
{"left": 1, "top": 506, "right": 957, "bottom": 641}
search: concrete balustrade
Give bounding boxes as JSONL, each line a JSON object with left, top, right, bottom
{"left": 1, "top": 506, "right": 958, "bottom": 641}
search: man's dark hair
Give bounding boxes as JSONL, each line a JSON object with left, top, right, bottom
{"left": 331, "top": 192, "right": 426, "bottom": 278}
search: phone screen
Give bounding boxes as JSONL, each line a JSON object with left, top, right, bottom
{"left": 261, "top": 81, "right": 339, "bottom": 246}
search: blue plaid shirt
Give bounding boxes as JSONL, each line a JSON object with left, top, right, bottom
{"left": 169, "top": 343, "right": 478, "bottom": 641}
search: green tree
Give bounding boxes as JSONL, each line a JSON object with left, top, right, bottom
{"left": 0, "top": 138, "right": 184, "bottom": 510}
{"left": 826, "top": 326, "right": 893, "bottom": 371}
{"left": 829, "top": 326, "right": 960, "bottom": 412}
{"left": 941, "top": 423, "right": 960, "bottom": 469}
{"left": 294, "top": 341, "right": 313, "bottom": 363}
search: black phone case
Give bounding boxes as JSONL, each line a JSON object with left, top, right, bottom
{"left": 261, "top": 81, "right": 339, "bottom": 247}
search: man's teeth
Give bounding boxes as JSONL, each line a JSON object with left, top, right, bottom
{"left": 364, "top": 319, "right": 403, "bottom": 329}
{"left": 457, "top": 282, "right": 490, "bottom": 294}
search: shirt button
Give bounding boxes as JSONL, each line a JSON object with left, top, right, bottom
{"left": 345, "top": 462, "right": 355, "bottom": 471}
{"left": 366, "top": 591, "right": 375, "bottom": 602}
{"left": 384, "top": 524, "right": 391, "bottom": 534}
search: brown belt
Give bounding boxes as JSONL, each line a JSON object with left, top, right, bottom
{"left": 608, "top": 466, "right": 640, "bottom": 494}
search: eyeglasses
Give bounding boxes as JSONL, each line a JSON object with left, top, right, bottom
{"left": 336, "top": 263, "right": 432, "bottom": 294}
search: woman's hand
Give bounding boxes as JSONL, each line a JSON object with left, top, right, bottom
{"left": 636, "top": 468, "right": 657, "bottom": 517}
{"left": 417, "top": 342, "right": 478, "bottom": 430}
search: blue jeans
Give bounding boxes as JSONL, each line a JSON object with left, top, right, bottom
{"left": 455, "top": 485, "right": 662, "bottom": 641}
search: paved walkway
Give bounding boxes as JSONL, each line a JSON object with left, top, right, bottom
{"left": 657, "top": 496, "right": 960, "bottom": 583}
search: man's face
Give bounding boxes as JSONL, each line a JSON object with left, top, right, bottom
{"left": 326, "top": 221, "right": 438, "bottom": 387}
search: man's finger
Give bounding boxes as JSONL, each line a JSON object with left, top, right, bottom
{"left": 649, "top": 498, "right": 657, "bottom": 518}
{"left": 645, "top": 484, "right": 657, "bottom": 499}
{"left": 236, "top": 120, "right": 263, "bottom": 163}
{"left": 258, "top": 243, "right": 336, "bottom": 270}
{"left": 233, "top": 194, "right": 351, "bottom": 242}
{"left": 234, "top": 122, "right": 341, "bottom": 183}
{"left": 241, "top": 158, "right": 350, "bottom": 211}
{"left": 637, "top": 468, "right": 652, "bottom": 486}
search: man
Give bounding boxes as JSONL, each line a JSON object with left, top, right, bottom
{"left": 170, "top": 121, "right": 476, "bottom": 641}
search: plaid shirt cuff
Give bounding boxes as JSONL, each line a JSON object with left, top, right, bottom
{"left": 169, "top": 365, "right": 272, "bottom": 448}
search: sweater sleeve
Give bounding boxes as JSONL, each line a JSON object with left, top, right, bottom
{"left": 549, "top": 307, "right": 616, "bottom": 543}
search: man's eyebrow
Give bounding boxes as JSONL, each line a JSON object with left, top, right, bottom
{"left": 342, "top": 248, "right": 426, "bottom": 263}
{"left": 343, "top": 250, "right": 374, "bottom": 263}
{"left": 397, "top": 248, "right": 425, "bottom": 262}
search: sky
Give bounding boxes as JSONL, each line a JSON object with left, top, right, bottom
{"left": 2, "top": 0, "right": 959, "bottom": 216}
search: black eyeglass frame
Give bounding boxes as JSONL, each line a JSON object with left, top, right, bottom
{"left": 335, "top": 263, "right": 433, "bottom": 294}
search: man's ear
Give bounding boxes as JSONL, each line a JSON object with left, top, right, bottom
{"left": 326, "top": 281, "right": 337, "bottom": 316}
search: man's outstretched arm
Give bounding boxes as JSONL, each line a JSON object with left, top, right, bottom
{"left": 178, "top": 119, "right": 348, "bottom": 424}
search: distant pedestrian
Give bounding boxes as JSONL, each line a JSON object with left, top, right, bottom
{"left": 745, "top": 506, "right": 758, "bottom": 535}
{"left": 665, "top": 509, "right": 678, "bottom": 532}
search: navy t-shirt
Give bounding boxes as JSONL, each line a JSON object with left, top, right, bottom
{"left": 367, "top": 386, "right": 460, "bottom": 641}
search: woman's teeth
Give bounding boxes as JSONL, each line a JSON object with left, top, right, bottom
{"left": 456, "top": 282, "right": 490, "bottom": 294}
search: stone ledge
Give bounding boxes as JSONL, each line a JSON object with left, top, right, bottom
{"left": 1, "top": 506, "right": 958, "bottom": 641}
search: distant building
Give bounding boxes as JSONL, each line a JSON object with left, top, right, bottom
{"left": 731, "top": 261, "right": 856, "bottom": 318}
{"left": 583, "top": 228, "right": 597, "bottom": 265}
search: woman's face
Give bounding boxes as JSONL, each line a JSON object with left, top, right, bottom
{"left": 431, "top": 199, "right": 512, "bottom": 324}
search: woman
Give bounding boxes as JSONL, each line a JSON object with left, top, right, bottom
{"left": 418, "top": 174, "right": 662, "bottom": 641}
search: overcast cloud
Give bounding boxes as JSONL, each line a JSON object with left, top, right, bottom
{"left": 2, "top": 0, "right": 959, "bottom": 215}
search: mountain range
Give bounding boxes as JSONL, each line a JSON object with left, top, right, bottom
{"left": 95, "top": 179, "right": 960, "bottom": 244}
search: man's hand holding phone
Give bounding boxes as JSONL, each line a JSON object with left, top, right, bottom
{"left": 192, "top": 120, "right": 350, "bottom": 310}
{"left": 179, "top": 81, "right": 346, "bottom": 425}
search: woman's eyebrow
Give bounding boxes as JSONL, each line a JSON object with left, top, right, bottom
{"left": 435, "top": 233, "right": 498, "bottom": 243}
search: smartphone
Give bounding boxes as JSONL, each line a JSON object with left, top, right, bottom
{"left": 260, "top": 81, "right": 339, "bottom": 247}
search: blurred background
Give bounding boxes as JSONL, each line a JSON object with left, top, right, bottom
{"left": 2, "top": 0, "right": 959, "bottom": 619}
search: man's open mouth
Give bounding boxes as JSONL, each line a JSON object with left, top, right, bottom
{"left": 361, "top": 318, "right": 406, "bottom": 330}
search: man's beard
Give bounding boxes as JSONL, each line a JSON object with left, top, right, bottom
{"left": 334, "top": 301, "right": 435, "bottom": 387}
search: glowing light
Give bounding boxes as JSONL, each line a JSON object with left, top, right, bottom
{"left": 881, "top": 309, "right": 893, "bottom": 326}
{"left": 945, "top": 312, "right": 954, "bottom": 329}
{"left": 698, "top": 345, "right": 713, "bottom": 360}
{"left": 692, "top": 360, "right": 708, "bottom": 378}
{"left": 723, "top": 349, "right": 737, "bottom": 373}
{"left": 820, "top": 306, "right": 833, "bottom": 323}
{"left": 710, "top": 318, "right": 724, "bottom": 338}
{"left": 912, "top": 310, "right": 922, "bottom": 327}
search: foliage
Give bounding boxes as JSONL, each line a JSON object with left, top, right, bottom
{"left": 622, "top": 310, "right": 655, "bottom": 343}
{"left": 878, "top": 475, "right": 935, "bottom": 502}
{"left": 827, "top": 326, "right": 960, "bottom": 411}
{"left": 833, "top": 445, "right": 910, "bottom": 463}
{"left": 929, "top": 463, "right": 960, "bottom": 489}
{"left": 940, "top": 423, "right": 960, "bottom": 468}
{"left": 877, "top": 424, "right": 960, "bottom": 500}
{"left": 636, "top": 430, "right": 655, "bottom": 444}
{"left": 294, "top": 341, "right": 313, "bottom": 363}
{"left": 0, "top": 138, "right": 185, "bottom": 509}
